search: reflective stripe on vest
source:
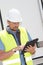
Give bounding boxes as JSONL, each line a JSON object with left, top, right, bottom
{"left": 0, "top": 27, "right": 33, "bottom": 65}
{"left": 3, "top": 56, "right": 32, "bottom": 65}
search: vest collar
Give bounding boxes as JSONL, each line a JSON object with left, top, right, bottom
{"left": 6, "top": 26, "right": 19, "bottom": 34}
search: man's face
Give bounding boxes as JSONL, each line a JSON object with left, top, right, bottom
{"left": 7, "top": 20, "right": 19, "bottom": 31}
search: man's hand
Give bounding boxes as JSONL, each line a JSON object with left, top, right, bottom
{"left": 12, "top": 45, "right": 25, "bottom": 52}
{"left": 24, "top": 44, "right": 36, "bottom": 54}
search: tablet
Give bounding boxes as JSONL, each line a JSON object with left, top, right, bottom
{"left": 22, "top": 38, "right": 39, "bottom": 53}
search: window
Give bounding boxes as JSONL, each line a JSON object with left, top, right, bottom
{"left": 38, "top": 0, "right": 43, "bottom": 21}
{"left": 0, "top": 10, "right": 4, "bottom": 30}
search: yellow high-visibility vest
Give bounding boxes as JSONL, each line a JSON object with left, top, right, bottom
{"left": 0, "top": 27, "right": 33, "bottom": 65}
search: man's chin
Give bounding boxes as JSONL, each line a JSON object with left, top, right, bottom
{"left": 12, "top": 29, "right": 18, "bottom": 31}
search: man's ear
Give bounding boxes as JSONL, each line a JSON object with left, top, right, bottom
{"left": 7, "top": 20, "right": 9, "bottom": 24}
{"left": 7, "top": 20, "right": 10, "bottom": 26}
{"left": 7, "top": 20, "right": 11, "bottom": 23}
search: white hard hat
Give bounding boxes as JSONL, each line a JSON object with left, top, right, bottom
{"left": 7, "top": 8, "right": 22, "bottom": 22}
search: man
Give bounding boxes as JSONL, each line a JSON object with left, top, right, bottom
{"left": 0, "top": 8, "right": 36, "bottom": 65}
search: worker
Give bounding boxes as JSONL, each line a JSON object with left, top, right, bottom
{"left": 0, "top": 8, "right": 36, "bottom": 65}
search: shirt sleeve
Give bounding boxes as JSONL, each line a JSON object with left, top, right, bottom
{"left": 27, "top": 31, "right": 32, "bottom": 41}
{"left": 0, "top": 39, "right": 5, "bottom": 50}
